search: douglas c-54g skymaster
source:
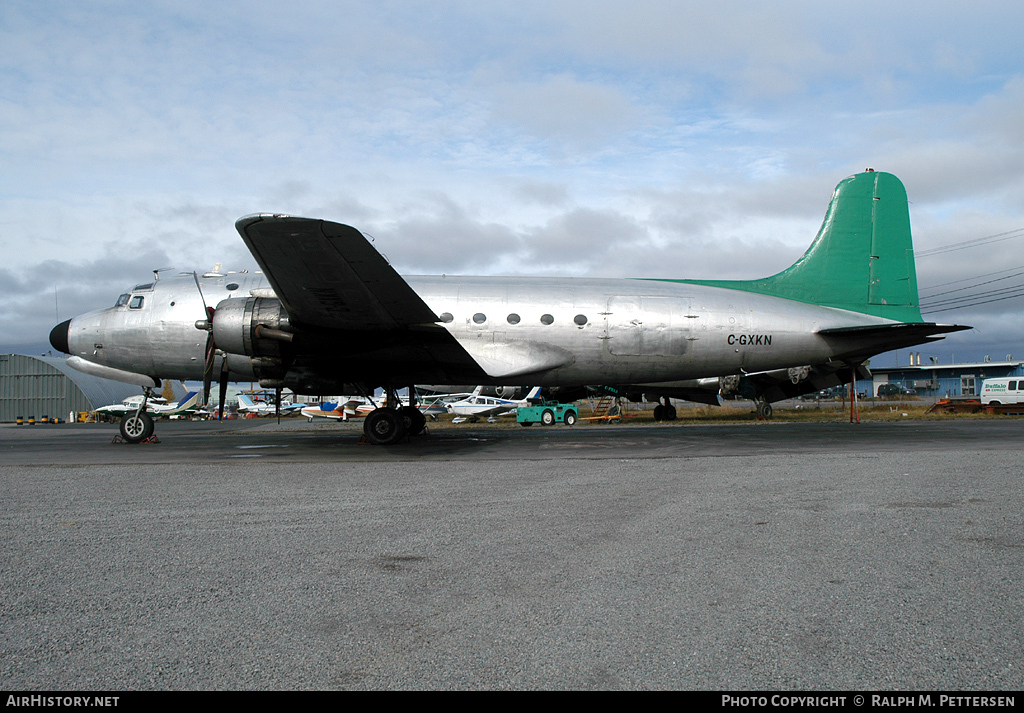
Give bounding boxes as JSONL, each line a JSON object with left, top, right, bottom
{"left": 49, "top": 170, "right": 968, "bottom": 444}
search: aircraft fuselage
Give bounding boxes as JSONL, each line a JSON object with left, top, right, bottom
{"left": 59, "top": 270, "right": 898, "bottom": 391}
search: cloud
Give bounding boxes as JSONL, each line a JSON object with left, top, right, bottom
{"left": 491, "top": 74, "right": 641, "bottom": 148}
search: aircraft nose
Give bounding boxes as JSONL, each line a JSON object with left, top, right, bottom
{"left": 49, "top": 319, "right": 72, "bottom": 354}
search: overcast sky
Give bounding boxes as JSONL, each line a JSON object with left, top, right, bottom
{"left": 3, "top": 1, "right": 1024, "bottom": 367}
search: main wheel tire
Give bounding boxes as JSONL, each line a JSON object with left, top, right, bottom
{"left": 653, "top": 404, "right": 664, "bottom": 421}
{"left": 541, "top": 409, "right": 555, "bottom": 426}
{"left": 664, "top": 405, "right": 677, "bottom": 421}
{"left": 756, "top": 401, "right": 773, "bottom": 419}
{"left": 363, "top": 409, "right": 407, "bottom": 445}
{"left": 120, "top": 412, "right": 154, "bottom": 443}
{"left": 564, "top": 410, "right": 577, "bottom": 426}
{"left": 400, "top": 406, "right": 427, "bottom": 436}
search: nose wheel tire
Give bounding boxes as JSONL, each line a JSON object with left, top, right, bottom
{"left": 120, "top": 412, "right": 155, "bottom": 443}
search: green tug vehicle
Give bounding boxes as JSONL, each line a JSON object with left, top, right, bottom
{"left": 516, "top": 400, "right": 578, "bottom": 427}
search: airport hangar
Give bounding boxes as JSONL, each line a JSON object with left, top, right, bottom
{"left": 870, "top": 356, "right": 1024, "bottom": 398}
{"left": 0, "top": 353, "right": 141, "bottom": 423}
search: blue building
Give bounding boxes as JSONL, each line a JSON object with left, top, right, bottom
{"left": 870, "top": 358, "right": 1024, "bottom": 398}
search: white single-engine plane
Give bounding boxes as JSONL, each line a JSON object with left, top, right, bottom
{"left": 50, "top": 170, "right": 968, "bottom": 444}
{"left": 445, "top": 386, "right": 543, "bottom": 422}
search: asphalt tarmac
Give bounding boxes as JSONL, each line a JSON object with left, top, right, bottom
{"left": 2, "top": 417, "right": 1022, "bottom": 690}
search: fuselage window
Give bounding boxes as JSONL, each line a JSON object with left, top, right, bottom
{"left": 574, "top": 314, "right": 588, "bottom": 326}
{"left": 115, "top": 293, "right": 129, "bottom": 307}
{"left": 128, "top": 295, "right": 145, "bottom": 310}
{"left": 439, "top": 312, "right": 454, "bottom": 323}
{"left": 226, "top": 282, "right": 240, "bottom": 291}
{"left": 507, "top": 313, "right": 521, "bottom": 325}
{"left": 540, "top": 314, "right": 554, "bottom": 325}
{"left": 473, "top": 313, "right": 487, "bottom": 324}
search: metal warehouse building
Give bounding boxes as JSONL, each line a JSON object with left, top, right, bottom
{"left": 0, "top": 354, "right": 141, "bottom": 423}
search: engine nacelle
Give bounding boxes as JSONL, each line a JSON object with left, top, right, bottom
{"left": 211, "top": 297, "right": 292, "bottom": 359}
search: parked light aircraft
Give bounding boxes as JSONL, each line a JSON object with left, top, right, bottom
{"left": 302, "top": 392, "right": 463, "bottom": 422}
{"left": 50, "top": 170, "right": 968, "bottom": 443}
{"left": 236, "top": 393, "right": 306, "bottom": 416}
{"left": 446, "top": 386, "right": 543, "bottom": 422}
{"left": 301, "top": 397, "right": 376, "bottom": 421}
{"left": 96, "top": 391, "right": 200, "bottom": 418}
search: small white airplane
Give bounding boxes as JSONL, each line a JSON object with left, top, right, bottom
{"left": 237, "top": 393, "right": 306, "bottom": 416}
{"left": 446, "top": 386, "right": 542, "bottom": 422}
{"left": 301, "top": 397, "right": 376, "bottom": 422}
{"left": 96, "top": 390, "right": 201, "bottom": 417}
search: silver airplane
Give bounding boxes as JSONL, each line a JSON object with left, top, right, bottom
{"left": 49, "top": 170, "right": 968, "bottom": 444}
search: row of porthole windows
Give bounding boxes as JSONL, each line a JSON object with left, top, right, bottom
{"left": 439, "top": 312, "right": 588, "bottom": 326}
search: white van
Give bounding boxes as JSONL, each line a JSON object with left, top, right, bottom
{"left": 980, "top": 377, "right": 1024, "bottom": 405}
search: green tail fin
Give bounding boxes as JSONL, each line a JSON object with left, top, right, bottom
{"left": 675, "top": 170, "right": 924, "bottom": 323}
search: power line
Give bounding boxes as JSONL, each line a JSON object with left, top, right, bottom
{"left": 916, "top": 227, "right": 1024, "bottom": 258}
{"left": 920, "top": 263, "right": 1024, "bottom": 294}
{"left": 920, "top": 268, "right": 1024, "bottom": 300}
{"left": 922, "top": 282, "right": 1024, "bottom": 309}
{"left": 922, "top": 288, "right": 1024, "bottom": 313}
{"left": 916, "top": 226, "right": 1024, "bottom": 313}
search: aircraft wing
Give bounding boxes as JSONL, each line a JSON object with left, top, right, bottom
{"left": 732, "top": 363, "right": 871, "bottom": 403}
{"left": 94, "top": 404, "right": 131, "bottom": 415}
{"left": 235, "top": 215, "right": 488, "bottom": 384}
{"left": 235, "top": 215, "right": 439, "bottom": 330}
{"left": 474, "top": 404, "right": 515, "bottom": 417}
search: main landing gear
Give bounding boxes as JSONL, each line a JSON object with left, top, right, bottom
{"left": 361, "top": 387, "right": 427, "bottom": 445}
{"left": 652, "top": 396, "right": 677, "bottom": 421}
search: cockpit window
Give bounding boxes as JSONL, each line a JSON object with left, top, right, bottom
{"left": 132, "top": 283, "right": 154, "bottom": 292}
{"left": 115, "top": 293, "right": 130, "bottom": 307}
{"left": 129, "top": 295, "right": 145, "bottom": 309}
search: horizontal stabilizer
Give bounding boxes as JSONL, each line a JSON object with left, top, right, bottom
{"left": 817, "top": 322, "right": 970, "bottom": 362}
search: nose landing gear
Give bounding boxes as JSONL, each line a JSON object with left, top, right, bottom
{"left": 118, "top": 387, "right": 158, "bottom": 443}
